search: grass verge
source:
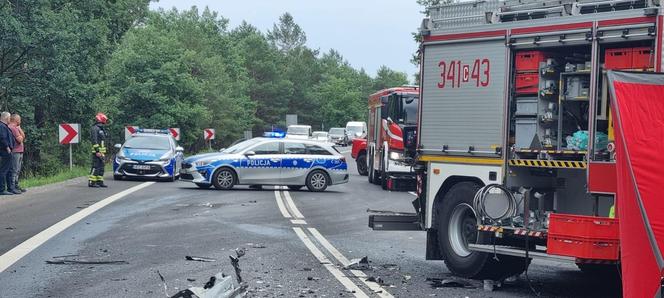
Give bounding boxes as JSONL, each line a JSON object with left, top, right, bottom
{"left": 21, "top": 166, "right": 91, "bottom": 188}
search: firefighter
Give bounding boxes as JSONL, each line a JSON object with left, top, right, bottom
{"left": 89, "top": 113, "right": 108, "bottom": 188}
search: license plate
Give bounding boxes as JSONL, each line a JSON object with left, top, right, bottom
{"left": 132, "top": 165, "right": 151, "bottom": 170}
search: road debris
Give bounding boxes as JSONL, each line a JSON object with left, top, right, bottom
{"left": 246, "top": 243, "right": 266, "bottom": 249}
{"left": 306, "top": 276, "right": 321, "bottom": 281}
{"left": 380, "top": 263, "right": 399, "bottom": 270}
{"left": 185, "top": 256, "right": 216, "bottom": 262}
{"left": 365, "top": 276, "right": 386, "bottom": 285}
{"left": 302, "top": 267, "right": 313, "bottom": 271}
{"left": 45, "top": 259, "right": 128, "bottom": 265}
{"left": 344, "top": 256, "right": 370, "bottom": 270}
{"left": 427, "top": 277, "right": 475, "bottom": 289}
{"left": 187, "top": 278, "right": 196, "bottom": 282}
{"left": 5, "top": 226, "right": 16, "bottom": 231}
{"left": 51, "top": 254, "right": 79, "bottom": 259}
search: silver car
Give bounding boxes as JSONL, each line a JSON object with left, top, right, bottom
{"left": 180, "top": 138, "right": 349, "bottom": 191}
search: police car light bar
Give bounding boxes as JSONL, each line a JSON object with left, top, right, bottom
{"left": 263, "top": 131, "right": 286, "bottom": 138}
{"left": 136, "top": 128, "right": 170, "bottom": 134}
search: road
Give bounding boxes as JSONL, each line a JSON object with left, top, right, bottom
{"left": 0, "top": 150, "right": 621, "bottom": 297}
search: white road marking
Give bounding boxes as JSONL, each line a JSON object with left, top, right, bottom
{"left": 281, "top": 188, "right": 305, "bottom": 219}
{"left": 408, "top": 191, "right": 417, "bottom": 197}
{"left": 0, "top": 182, "right": 155, "bottom": 272}
{"left": 292, "top": 227, "right": 369, "bottom": 298}
{"left": 308, "top": 228, "right": 394, "bottom": 297}
{"left": 290, "top": 219, "right": 307, "bottom": 225}
{"left": 273, "top": 187, "right": 292, "bottom": 219}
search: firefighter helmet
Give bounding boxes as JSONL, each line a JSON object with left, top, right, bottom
{"left": 95, "top": 112, "right": 108, "bottom": 124}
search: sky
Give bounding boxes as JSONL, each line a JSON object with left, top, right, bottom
{"left": 150, "top": 0, "right": 424, "bottom": 81}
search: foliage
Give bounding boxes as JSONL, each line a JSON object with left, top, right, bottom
{"left": 1, "top": 4, "right": 409, "bottom": 178}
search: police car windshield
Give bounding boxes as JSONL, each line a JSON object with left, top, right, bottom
{"left": 124, "top": 136, "right": 171, "bottom": 150}
{"left": 329, "top": 128, "right": 344, "bottom": 135}
{"left": 222, "top": 138, "right": 262, "bottom": 154}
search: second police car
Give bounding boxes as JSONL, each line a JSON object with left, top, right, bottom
{"left": 113, "top": 130, "right": 184, "bottom": 181}
{"left": 180, "top": 138, "right": 349, "bottom": 191}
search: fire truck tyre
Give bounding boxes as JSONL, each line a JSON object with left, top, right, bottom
{"left": 195, "top": 183, "right": 212, "bottom": 189}
{"left": 306, "top": 170, "right": 329, "bottom": 192}
{"left": 356, "top": 154, "right": 368, "bottom": 176}
{"left": 287, "top": 185, "right": 303, "bottom": 191}
{"left": 437, "top": 182, "right": 526, "bottom": 280}
{"left": 212, "top": 167, "right": 236, "bottom": 190}
{"left": 577, "top": 263, "right": 621, "bottom": 279}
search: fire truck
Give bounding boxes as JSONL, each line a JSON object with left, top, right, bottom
{"left": 364, "top": 86, "right": 419, "bottom": 190}
{"left": 370, "top": 0, "right": 663, "bottom": 282}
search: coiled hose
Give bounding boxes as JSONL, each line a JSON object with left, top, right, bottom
{"left": 472, "top": 184, "right": 519, "bottom": 224}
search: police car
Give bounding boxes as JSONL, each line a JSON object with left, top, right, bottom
{"left": 180, "top": 138, "right": 349, "bottom": 191}
{"left": 113, "top": 131, "right": 184, "bottom": 181}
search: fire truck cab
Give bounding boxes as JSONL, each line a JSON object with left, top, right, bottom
{"left": 366, "top": 86, "right": 419, "bottom": 190}
{"left": 370, "top": 0, "right": 663, "bottom": 281}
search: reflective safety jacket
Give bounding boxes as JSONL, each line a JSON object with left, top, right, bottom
{"left": 91, "top": 123, "right": 107, "bottom": 154}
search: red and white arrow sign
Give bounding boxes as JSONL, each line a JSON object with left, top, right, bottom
{"left": 204, "top": 128, "right": 215, "bottom": 141}
{"left": 59, "top": 123, "right": 80, "bottom": 145}
{"left": 125, "top": 126, "right": 139, "bottom": 140}
{"left": 169, "top": 128, "right": 180, "bottom": 141}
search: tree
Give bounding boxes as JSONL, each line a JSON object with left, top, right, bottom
{"left": 267, "top": 13, "right": 307, "bottom": 53}
{"left": 373, "top": 66, "right": 409, "bottom": 90}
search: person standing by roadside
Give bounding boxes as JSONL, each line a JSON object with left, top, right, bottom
{"left": 0, "top": 112, "right": 16, "bottom": 195}
{"left": 8, "top": 114, "right": 25, "bottom": 193}
{"left": 89, "top": 113, "right": 108, "bottom": 188}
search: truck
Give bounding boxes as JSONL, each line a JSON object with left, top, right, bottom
{"left": 370, "top": 0, "right": 662, "bottom": 283}
{"left": 364, "top": 86, "right": 419, "bottom": 190}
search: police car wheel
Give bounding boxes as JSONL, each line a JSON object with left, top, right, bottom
{"left": 212, "top": 168, "right": 236, "bottom": 190}
{"left": 306, "top": 170, "right": 329, "bottom": 192}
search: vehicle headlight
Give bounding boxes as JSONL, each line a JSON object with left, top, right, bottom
{"left": 389, "top": 151, "right": 404, "bottom": 160}
{"left": 194, "top": 159, "right": 217, "bottom": 167}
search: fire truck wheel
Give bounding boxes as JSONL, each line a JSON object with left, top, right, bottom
{"left": 437, "top": 181, "right": 526, "bottom": 280}
{"left": 356, "top": 154, "right": 368, "bottom": 176}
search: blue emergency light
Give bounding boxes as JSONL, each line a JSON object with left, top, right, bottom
{"left": 263, "top": 131, "right": 286, "bottom": 138}
{"left": 136, "top": 128, "right": 170, "bottom": 134}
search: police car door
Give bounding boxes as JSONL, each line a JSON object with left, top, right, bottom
{"left": 241, "top": 140, "right": 282, "bottom": 184}
{"left": 281, "top": 141, "right": 311, "bottom": 185}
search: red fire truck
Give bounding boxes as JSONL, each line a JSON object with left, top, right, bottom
{"left": 363, "top": 86, "right": 419, "bottom": 190}
{"left": 370, "top": 0, "right": 663, "bottom": 288}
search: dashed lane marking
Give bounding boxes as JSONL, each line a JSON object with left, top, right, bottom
{"left": 292, "top": 227, "right": 369, "bottom": 298}
{"left": 281, "top": 186, "right": 304, "bottom": 219}
{"left": 273, "top": 187, "right": 292, "bottom": 218}
{"left": 308, "top": 228, "right": 394, "bottom": 297}
{"left": 0, "top": 182, "right": 155, "bottom": 272}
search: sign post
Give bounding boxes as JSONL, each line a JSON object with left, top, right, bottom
{"left": 204, "top": 128, "right": 215, "bottom": 151}
{"left": 59, "top": 123, "right": 80, "bottom": 170}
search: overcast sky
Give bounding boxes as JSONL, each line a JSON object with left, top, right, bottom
{"left": 150, "top": 0, "right": 424, "bottom": 81}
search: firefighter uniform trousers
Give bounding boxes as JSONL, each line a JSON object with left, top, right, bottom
{"left": 89, "top": 143, "right": 106, "bottom": 186}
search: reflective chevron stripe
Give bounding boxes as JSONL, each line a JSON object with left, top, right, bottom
{"left": 509, "top": 159, "right": 587, "bottom": 169}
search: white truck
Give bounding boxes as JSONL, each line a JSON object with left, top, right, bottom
{"left": 370, "top": 0, "right": 662, "bottom": 281}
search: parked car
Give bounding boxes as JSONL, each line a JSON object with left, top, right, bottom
{"left": 180, "top": 138, "right": 349, "bottom": 192}
{"left": 312, "top": 131, "right": 328, "bottom": 142}
{"left": 113, "top": 132, "right": 184, "bottom": 181}
{"left": 328, "top": 127, "right": 348, "bottom": 146}
{"left": 345, "top": 121, "right": 367, "bottom": 139}
{"left": 286, "top": 125, "right": 312, "bottom": 140}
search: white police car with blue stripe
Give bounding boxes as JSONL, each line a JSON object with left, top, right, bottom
{"left": 180, "top": 138, "right": 349, "bottom": 191}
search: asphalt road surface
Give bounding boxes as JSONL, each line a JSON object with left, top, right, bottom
{"left": 0, "top": 150, "right": 622, "bottom": 297}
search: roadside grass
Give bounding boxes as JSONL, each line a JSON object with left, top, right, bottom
{"left": 21, "top": 164, "right": 112, "bottom": 189}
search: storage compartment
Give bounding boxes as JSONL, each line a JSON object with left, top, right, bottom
{"left": 604, "top": 48, "right": 632, "bottom": 70}
{"left": 632, "top": 47, "right": 653, "bottom": 69}
{"left": 564, "top": 76, "right": 590, "bottom": 99}
{"left": 547, "top": 234, "right": 619, "bottom": 260}
{"left": 515, "top": 118, "right": 538, "bottom": 148}
{"left": 515, "top": 97, "right": 538, "bottom": 116}
{"left": 515, "top": 73, "right": 539, "bottom": 94}
{"left": 516, "top": 51, "right": 549, "bottom": 72}
{"left": 549, "top": 213, "right": 619, "bottom": 239}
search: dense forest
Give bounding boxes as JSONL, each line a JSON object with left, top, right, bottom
{"left": 0, "top": 1, "right": 409, "bottom": 177}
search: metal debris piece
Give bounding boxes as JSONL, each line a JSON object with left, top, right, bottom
{"left": 381, "top": 264, "right": 399, "bottom": 270}
{"left": 403, "top": 274, "right": 412, "bottom": 282}
{"left": 45, "top": 260, "right": 128, "bottom": 265}
{"left": 230, "top": 256, "right": 242, "bottom": 284}
{"left": 234, "top": 248, "right": 245, "bottom": 258}
{"left": 427, "top": 277, "right": 474, "bottom": 288}
{"left": 185, "top": 256, "right": 216, "bottom": 262}
{"left": 170, "top": 273, "right": 246, "bottom": 298}
{"left": 365, "top": 276, "right": 385, "bottom": 285}
{"left": 5, "top": 226, "right": 16, "bottom": 231}
{"left": 187, "top": 278, "right": 196, "bottom": 282}
{"left": 307, "top": 276, "right": 321, "bottom": 281}
{"left": 344, "top": 256, "right": 370, "bottom": 270}
{"left": 302, "top": 267, "right": 313, "bottom": 271}
{"left": 248, "top": 243, "right": 266, "bottom": 249}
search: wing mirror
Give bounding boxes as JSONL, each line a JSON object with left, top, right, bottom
{"left": 175, "top": 146, "right": 184, "bottom": 153}
{"left": 386, "top": 117, "right": 394, "bottom": 124}
{"left": 244, "top": 151, "right": 255, "bottom": 156}
{"left": 114, "top": 144, "right": 122, "bottom": 149}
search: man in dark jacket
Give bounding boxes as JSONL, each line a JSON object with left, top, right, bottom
{"left": 0, "top": 112, "right": 16, "bottom": 195}
{"left": 89, "top": 113, "right": 108, "bottom": 188}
